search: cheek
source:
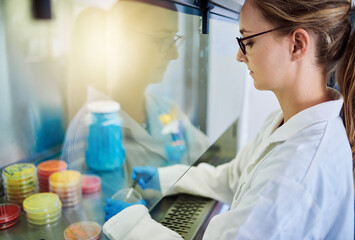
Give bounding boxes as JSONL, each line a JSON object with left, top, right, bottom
{"left": 250, "top": 46, "right": 287, "bottom": 89}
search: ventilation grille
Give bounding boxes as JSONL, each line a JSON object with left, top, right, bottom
{"left": 159, "top": 194, "right": 216, "bottom": 239}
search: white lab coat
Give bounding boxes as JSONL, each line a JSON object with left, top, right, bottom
{"left": 103, "top": 88, "right": 354, "bottom": 239}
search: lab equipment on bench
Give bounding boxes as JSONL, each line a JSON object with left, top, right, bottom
{"left": 123, "top": 173, "right": 141, "bottom": 202}
{"left": 81, "top": 174, "right": 101, "bottom": 194}
{"left": 37, "top": 160, "right": 68, "bottom": 192}
{"left": 0, "top": 203, "right": 21, "bottom": 230}
{"left": 49, "top": 170, "right": 81, "bottom": 207}
{"left": 85, "top": 100, "right": 125, "bottom": 171}
{"left": 64, "top": 221, "right": 102, "bottom": 240}
{"left": 2, "top": 163, "right": 37, "bottom": 205}
{"left": 23, "top": 192, "right": 62, "bottom": 226}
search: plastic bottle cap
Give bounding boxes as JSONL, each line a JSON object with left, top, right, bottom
{"left": 3, "top": 163, "right": 36, "bottom": 180}
{"left": 86, "top": 100, "right": 120, "bottom": 113}
{"left": 38, "top": 160, "right": 67, "bottom": 174}
{"left": 64, "top": 221, "right": 101, "bottom": 240}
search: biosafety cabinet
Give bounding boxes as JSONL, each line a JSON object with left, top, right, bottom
{"left": 0, "top": 0, "right": 249, "bottom": 239}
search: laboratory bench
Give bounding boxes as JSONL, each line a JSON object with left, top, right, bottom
{"left": 0, "top": 169, "right": 225, "bottom": 240}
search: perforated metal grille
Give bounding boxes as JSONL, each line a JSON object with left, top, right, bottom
{"left": 159, "top": 194, "right": 216, "bottom": 239}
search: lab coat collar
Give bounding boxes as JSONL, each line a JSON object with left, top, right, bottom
{"left": 120, "top": 110, "right": 168, "bottom": 159}
{"left": 269, "top": 88, "right": 343, "bottom": 143}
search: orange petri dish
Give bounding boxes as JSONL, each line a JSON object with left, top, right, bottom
{"left": 64, "top": 221, "right": 101, "bottom": 240}
{"left": 37, "top": 160, "right": 67, "bottom": 175}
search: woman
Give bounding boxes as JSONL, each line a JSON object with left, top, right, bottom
{"left": 64, "top": 0, "right": 210, "bottom": 173}
{"left": 63, "top": 0, "right": 210, "bottom": 209}
{"left": 103, "top": 0, "right": 355, "bottom": 239}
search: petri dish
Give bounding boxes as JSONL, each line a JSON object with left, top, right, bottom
{"left": 81, "top": 175, "right": 101, "bottom": 194}
{"left": 27, "top": 211, "right": 61, "bottom": 225}
{"left": 49, "top": 171, "right": 81, "bottom": 188}
{"left": 50, "top": 183, "right": 81, "bottom": 193}
{"left": 6, "top": 185, "right": 37, "bottom": 195}
{"left": 37, "top": 173, "right": 51, "bottom": 181}
{"left": 38, "top": 181, "right": 49, "bottom": 187}
{"left": 64, "top": 221, "right": 101, "bottom": 240}
{"left": 2, "top": 163, "right": 36, "bottom": 180}
{"left": 7, "top": 190, "right": 36, "bottom": 202}
{"left": 0, "top": 218, "right": 19, "bottom": 230}
{"left": 111, "top": 188, "right": 142, "bottom": 203}
{"left": 4, "top": 176, "right": 36, "bottom": 186}
{"left": 23, "top": 193, "right": 61, "bottom": 215}
{"left": 0, "top": 203, "right": 21, "bottom": 230}
{"left": 37, "top": 160, "right": 67, "bottom": 175}
{"left": 54, "top": 190, "right": 81, "bottom": 199}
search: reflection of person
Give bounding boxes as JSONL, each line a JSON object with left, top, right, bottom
{"left": 103, "top": 0, "right": 355, "bottom": 239}
{"left": 64, "top": 0, "right": 210, "bottom": 176}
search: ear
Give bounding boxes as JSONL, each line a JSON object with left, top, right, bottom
{"left": 290, "top": 29, "right": 310, "bottom": 62}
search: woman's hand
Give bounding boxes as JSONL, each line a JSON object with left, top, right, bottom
{"left": 104, "top": 198, "right": 146, "bottom": 221}
{"left": 132, "top": 166, "right": 161, "bottom": 191}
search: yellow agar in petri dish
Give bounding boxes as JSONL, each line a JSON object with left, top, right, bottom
{"left": 27, "top": 214, "right": 61, "bottom": 225}
{"left": 49, "top": 171, "right": 81, "bottom": 188}
{"left": 23, "top": 193, "right": 61, "bottom": 216}
{"left": 2, "top": 163, "right": 36, "bottom": 180}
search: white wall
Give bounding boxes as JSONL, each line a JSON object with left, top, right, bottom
{"left": 207, "top": 18, "right": 247, "bottom": 143}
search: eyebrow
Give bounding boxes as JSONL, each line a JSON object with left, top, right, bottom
{"left": 239, "top": 28, "right": 250, "bottom": 35}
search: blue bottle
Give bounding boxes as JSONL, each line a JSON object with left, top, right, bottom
{"left": 85, "top": 101, "right": 125, "bottom": 171}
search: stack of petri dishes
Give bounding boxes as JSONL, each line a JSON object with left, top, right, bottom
{"left": 23, "top": 193, "right": 62, "bottom": 226}
{"left": 2, "top": 163, "right": 37, "bottom": 205}
{"left": 81, "top": 175, "right": 101, "bottom": 195}
{"left": 49, "top": 170, "right": 81, "bottom": 207}
{"left": 0, "top": 203, "right": 21, "bottom": 230}
{"left": 64, "top": 221, "right": 101, "bottom": 240}
{"left": 37, "top": 160, "right": 68, "bottom": 192}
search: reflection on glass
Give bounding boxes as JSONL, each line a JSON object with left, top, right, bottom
{"left": 62, "top": 0, "right": 210, "bottom": 209}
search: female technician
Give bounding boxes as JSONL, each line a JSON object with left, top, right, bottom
{"left": 103, "top": 0, "right": 355, "bottom": 239}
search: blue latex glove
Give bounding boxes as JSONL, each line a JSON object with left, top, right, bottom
{"left": 104, "top": 198, "right": 146, "bottom": 221}
{"left": 132, "top": 166, "right": 161, "bottom": 191}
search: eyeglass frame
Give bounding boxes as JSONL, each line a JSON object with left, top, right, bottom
{"left": 236, "top": 27, "right": 282, "bottom": 55}
{"left": 141, "top": 33, "right": 185, "bottom": 53}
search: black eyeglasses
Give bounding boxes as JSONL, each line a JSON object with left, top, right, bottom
{"left": 236, "top": 28, "right": 281, "bottom": 55}
{"left": 142, "top": 33, "right": 185, "bottom": 53}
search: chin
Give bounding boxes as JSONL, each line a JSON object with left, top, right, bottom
{"left": 149, "top": 72, "right": 165, "bottom": 84}
{"left": 252, "top": 78, "right": 267, "bottom": 91}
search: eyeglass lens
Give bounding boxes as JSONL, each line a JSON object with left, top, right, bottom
{"left": 160, "top": 35, "right": 184, "bottom": 53}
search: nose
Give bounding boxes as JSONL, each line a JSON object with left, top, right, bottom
{"left": 236, "top": 48, "right": 247, "bottom": 63}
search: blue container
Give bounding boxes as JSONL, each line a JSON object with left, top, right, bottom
{"left": 85, "top": 101, "right": 125, "bottom": 171}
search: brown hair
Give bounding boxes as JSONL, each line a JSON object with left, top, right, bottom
{"left": 252, "top": 0, "right": 355, "bottom": 168}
